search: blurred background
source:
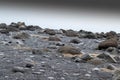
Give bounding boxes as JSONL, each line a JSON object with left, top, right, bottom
{"left": 0, "top": 0, "right": 120, "bottom": 33}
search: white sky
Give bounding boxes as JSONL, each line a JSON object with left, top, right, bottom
{"left": 0, "top": 5, "right": 120, "bottom": 33}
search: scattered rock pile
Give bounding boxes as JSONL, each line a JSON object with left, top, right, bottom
{"left": 0, "top": 22, "right": 119, "bottom": 80}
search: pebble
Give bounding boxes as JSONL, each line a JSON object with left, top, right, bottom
{"left": 32, "top": 72, "right": 41, "bottom": 75}
{"left": 12, "top": 66, "right": 26, "bottom": 73}
{"left": 73, "top": 73, "right": 80, "bottom": 76}
{"left": 61, "top": 77, "right": 65, "bottom": 80}
{"left": 107, "top": 64, "right": 116, "bottom": 70}
{"left": 81, "top": 54, "right": 93, "bottom": 61}
{"left": 48, "top": 77, "right": 54, "bottom": 80}
{"left": 32, "top": 49, "right": 43, "bottom": 55}
{"left": 25, "top": 62, "right": 35, "bottom": 68}
{"left": 85, "top": 74, "right": 91, "bottom": 77}
{"left": 92, "top": 67, "right": 100, "bottom": 71}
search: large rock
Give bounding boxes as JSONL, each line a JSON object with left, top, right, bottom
{"left": 13, "top": 32, "right": 30, "bottom": 39}
{"left": 32, "top": 49, "right": 43, "bottom": 55}
{"left": 113, "top": 69, "right": 120, "bottom": 80}
{"left": 70, "top": 39, "right": 80, "bottom": 44}
{"left": 80, "top": 54, "right": 93, "bottom": 61}
{"left": 56, "top": 42, "right": 65, "bottom": 46}
{"left": 105, "top": 31, "right": 118, "bottom": 39}
{"left": 0, "top": 23, "right": 7, "bottom": 29}
{"left": 71, "top": 56, "right": 84, "bottom": 63}
{"left": 44, "top": 29, "right": 56, "bottom": 35}
{"left": 83, "top": 33, "right": 97, "bottom": 39}
{"left": 97, "top": 52, "right": 117, "bottom": 63}
{"left": 9, "top": 22, "right": 19, "bottom": 28}
{"left": 26, "top": 25, "right": 42, "bottom": 31}
{"left": 78, "top": 30, "right": 97, "bottom": 39}
{"left": 17, "top": 22, "right": 27, "bottom": 30}
{"left": 64, "top": 30, "right": 78, "bottom": 37}
{"left": 12, "top": 66, "right": 26, "bottom": 73}
{"left": 106, "top": 64, "right": 116, "bottom": 70}
{"left": 6, "top": 26, "right": 19, "bottom": 32}
{"left": 0, "top": 29, "right": 9, "bottom": 34}
{"left": 106, "top": 47, "right": 118, "bottom": 54}
{"left": 48, "top": 36, "right": 61, "bottom": 41}
{"left": 87, "top": 58, "right": 104, "bottom": 65}
{"left": 58, "top": 45, "right": 82, "bottom": 55}
{"left": 98, "top": 38, "right": 118, "bottom": 50}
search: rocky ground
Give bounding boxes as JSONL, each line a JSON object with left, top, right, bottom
{"left": 0, "top": 22, "right": 120, "bottom": 80}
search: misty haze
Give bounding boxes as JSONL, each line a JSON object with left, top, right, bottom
{"left": 0, "top": 3, "right": 120, "bottom": 33}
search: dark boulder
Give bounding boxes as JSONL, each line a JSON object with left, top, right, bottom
{"left": 13, "top": 32, "right": 30, "bottom": 39}
{"left": 70, "top": 39, "right": 80, "bottom": 44}
{"left": 32, "top": 49, "right": 43, "bottom": 55}
{"left": 105, "top": 31, "right": 118, "bottom": 39}
{"left": 0, "top": 29, "right": 9, "bottom": 34}
{"left": 97, "top": 52, "right": 117, "bottom": 63}
{"left": 48, "top": 36, "right": 61, "bottom": 41}
{"left": 26, "top": 25, "right": 42, "bottom": 31}
{"left": 0, "top": 23, "right": 7, "bottom": 29}
{"left": 80, "top": 54, "right": 93, "bottom": 61}
{"left": 87, "top": 58, "right": 104, "bottom": 65}
{"left": 64, "top": 30, "right": 78, "bottom": 37}
{"left": 79, "top": 30, "right": 97, "bottom": 39}
{"left": 7, "top": 24, "right": 20, "bottom": 32}
{"left": 58, "top": 45, "right": 82, "bottom": 55}
{"left": 44, "top": 29, "right": 56, "bottom": 35}
{"left": 98, "top": 38, "right": 118, "bottom": 50}
{"left": 83, "top": 32, "right": 97, "bottom": 39}
{"left": 12, "top": 66, "right": 26, "bottom": 73}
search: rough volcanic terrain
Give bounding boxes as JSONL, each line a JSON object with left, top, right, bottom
{"left": 0, "top": 22, "right": 120, "bottom": 80}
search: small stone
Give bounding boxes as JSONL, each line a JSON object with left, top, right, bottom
{"left": 7, "top": 24, "right": 20, "bottom": 32}
{"left": 13, "top": 32, "right": 30, "bottom": 39}
{"left": 44, "top": 29, "right": 56, "bottom": 35}
{"left": 114, "top": 56, "right": 120, "bottom": 61}
{"left": 47, "top": 45, "right": 57, "bottom": 49}
{"left": 92, "top": 67, "right": 100, "bottom": 71}
{"left": 73, "top": 73, "right": 80, "bottom": 76}
{"left": 61, "top": 77, "right": 65, "bottom": 80}
{"left": 81, "top": 54, "right": 93, "bottom": 61}
{"left": 16, "top": 22, "right": 27, "bottom": 30}
{"left": 105, "top": 31, "right": 117, "bottom": 39}
{"left": 32, "top": 49, "right": 43, "bottom": 55}
{"left": 39, "top": 69, "right": 45, "bottom": 72}
{"left": 0, "top": 29, "right": 9, "bottom": 34}
{"left": 48, "top": 77, "right": 54, "bottom": 80}
{"left": 97, "top": 52, "right": 117, "bottom": 63}
{"left": 106, "top": 47, "right": 116, "bottom": 52}
{"left": 32, "top": 72, "right": 41, "bottom": 75}
{"left": 12, "top": 66, "right": 25, "bottom": 73}
{"left": 56, "top": 42, "right": 64, "bottom": 46}
{"left": 87, "top": 58, "right": 104, "bottom": 65}
{"left": 27, "top": 25, "right": 42, "bottom": 31}
{"left": 106, "top": 47, "right": 118, "bottom": 54}
{"left": 25, "top": 62, "right": 35, "bottom": 68}
{"left": 58, "top": 45, "right": 82, "bottom": 55}
{"left": 48, "top": 36, "right": 61, "bottom": 41}
{"left": 85, "top": 74, "right": 91, "bottom": 77}
{"left": 64, "top": 30, "right": 78, "bottom": 37}
{"left": 72, "top": 56, "right": 83, "bottom": 62}
{"left": 70, "top": 39, "right": 80, "bottom": 44}
{"left": 113, "top": 69, "right": 120, "bottom": 80}
{"left": 117, "top": 45, "right": 120, "bottom": 49}
{"left": 83, "top": 32, "right": 96, "bottom": 39}
{"left": 107, "top": 64, "right": 116, "bottom": 70}
{"left": 0, "top": 23, "right": 7, "bottom": 29}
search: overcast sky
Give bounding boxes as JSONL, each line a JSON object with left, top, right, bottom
{"left": 0, "top": 1, "right": 120, "bottom": 33}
